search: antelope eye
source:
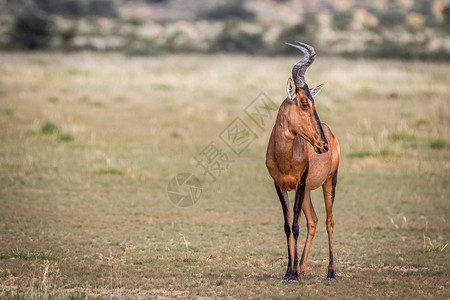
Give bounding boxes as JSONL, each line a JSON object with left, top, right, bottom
{"left": 301, "top": 101, "right": 310, "bottom": 108}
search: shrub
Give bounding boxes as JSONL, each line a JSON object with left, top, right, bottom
{"left": 429, "top": 139, "right": 449, "bottom": 149}
{"left": 363, "top": 39, "right": 417, "bottom": 60}
{"left": 36, "top": 0, "right": 86, "bottom": 17}
{"left": 60, "top": 0, "right": 87, "bottom": 18}
{"left": 332, "top": 10, "right": 353, "bottom": 31}
{"left": 198, "top": 0, "right": 255, "bottom": 21}
{"left": 41, "top": 121, "right": 60, "bottom": 134}
{"left": 87, "top": 0, "right": 118, "bottom": 18}
{"left": 34, "top": 0, "right": 117, "bottom": 18}
{"left": 125, "top": 44, "right": 164, "bottom": 57}
{"left": 274, "top": 23, "right": 317, "bottom": 54}
{"left": 145, "top": 0, "right": 169, "bottom": 3}
{"left": 10, "top": 14, "right": 55, "bottom": 50}
{"left": 413, "top": 0, "right": 436, "bottom": 26}
{"left": 374, "top": 7, "right": 406, "bottom": 28}
{"left": 209, "top": 24, "right": 265, "bottom": 54}
{"left": 443, "top": 5, "right": 450, "bottom": 28}
{"left": 60, "top": 26, "right": 77, "bottom": 50}
{"left": 35, "top": 0, "right": 60, "bottom": 14}
{"left": 58, "top": 133, "right": 74, "bottom": 142}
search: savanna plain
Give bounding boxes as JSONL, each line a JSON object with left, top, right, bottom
{"left": 0, "top": 53, "right": 448, "bottom": 299}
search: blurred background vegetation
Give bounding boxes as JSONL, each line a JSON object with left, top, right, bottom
{"left": 0, "top": 2, "right": 449, "bottom": 298}
{"left": 0, "top": 0, "right": 449, "bottom": 58}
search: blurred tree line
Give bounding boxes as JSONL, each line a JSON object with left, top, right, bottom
{"left": 1, "top": 0, "right": 449, "bottom": 60}
{"left": 5, "top": 0, "right": 118, "bottom": 50}
{"left": 6, "top": 0, "right": 118, "bottom": 18}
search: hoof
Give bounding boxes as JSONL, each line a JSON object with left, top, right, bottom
{"left": 284, "top": 278, "right": 295, "bottom": 284}
{"left": 288, "top": 271, "right": 300, "bottom": 282}
{"left": 326, "top": 269, "right": 336, "bottom": 280}
{"left": 283, "top": 269, "right": 292, "bottom": 281}
{"left": 284, "top": 276, "right": 299, "bottom": 284}
{"left": 291, "top": 272, "right": 299, "bottom": 280}
{"left": 283, "top": 273, "right": 299, "bottom": 283}
{"left": 283, "top": 268, "right": 304, "bottom": 282}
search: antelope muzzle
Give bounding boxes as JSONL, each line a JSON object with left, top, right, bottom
{"left": 314, "top": 140, "right": 329, "bottom": 154}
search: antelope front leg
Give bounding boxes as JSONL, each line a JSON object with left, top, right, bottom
{"left": 291, "top": 166, "right": 308, "bottom": 281}
{"left": 274, "top": 182, "right": 293, "bottom": 280}
{"left": 323, "top": 171, "right": 338, "bottom": 280}
{"left": 298, "top": 192, "right": 318, "bottom": 277}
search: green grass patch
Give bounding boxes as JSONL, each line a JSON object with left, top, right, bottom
{"left": 379, "top": 147, "right": 397, "bottom": 158}
{"left": 10, "top": 248, "right": 35, "bottom": 259}
{"left": 152, "top": 83, "right": 173, "bottom": 91}
{"left": 114, "top": 96, "right": 127, "bottom": 103}
{"left": 348, "top": 150, "right": 375, "bottom": 158}
{"left": 348, "top": 147, "right": 398, "bottom": 159}
{"left": 134, "top": 258, "right": 155, "bottom": 265}
{"left": 126, "top": 46, "right": 164, "bottom": 57}
{"left": 8, "top": 248, "right": 56, "bottom": 260}
{"left": 47, "top": 96, "right": 59, "bottom": 103}
{"left": 216, "top": 280, "right": 224, "bottom": 286}
{"left": 222, "top": 97, "right": 238, "bottom": 104}
{"left": 41, "top": 121, "right": 60, "bottom": 134}
{"left": 182, "top": 257, "right": 197, "bottom": 264}
{"left": 421, "top": 236, "right": 448, "bottom": 253}
{"left": 94, "top": 167, "right": 124, "bottom": 175}
{"left": 3, "top": 107, "right": 16, "bottom": 116}
{"left": 79, "top": 95, "right": 91, "bottom": 103}
{"left": 387, "top": 91, "right": 400, "bottom": 99}
{"left": 58, "top": 132, "right": 74, "bottom": 142}
{"left": 79, "top": 96, "right": 102, "bottom": 106}
{"left": 429, "top": 138, "right": 449, "bottom": 149}
{"left": 414, "top": 119, "right": 428, "bottom": 127}
{"left": 388, "top": 131, "right": 416, "bottom": 142}
{"left": 170, "top": 131, "right": 182, "bottom": 139}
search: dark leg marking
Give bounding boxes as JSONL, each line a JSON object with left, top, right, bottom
{"left": 326, "top": 170, "right": 338, "bottom": 280}
{"left": 331, "top": 170, "right": 338, "bottom": 204}
{"left": 290, "top": 162, "right": 309, "bottom": 281}
{"left": 327, "top": 250, "right": 335, "bottom": 280}
{"left": 274, "top": 181, "right": 293, "bottom": 281}
{"left": 327, "top": 269, "right": 336, "bottom": 280}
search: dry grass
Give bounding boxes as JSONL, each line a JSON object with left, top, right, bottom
{"left": 0, "top": 53, "right": 449, "bottom": 299}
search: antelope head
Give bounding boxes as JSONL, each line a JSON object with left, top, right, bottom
{"left": 285, "top": 42, "right": 328, "bottom": 154}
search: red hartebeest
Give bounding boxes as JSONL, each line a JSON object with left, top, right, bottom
{"left": 266, "top": 42, "right": 340, "bottom": 282}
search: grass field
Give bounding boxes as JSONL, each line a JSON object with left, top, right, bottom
{"left": 0, "top": 52, "right": 449, "bottom": 299}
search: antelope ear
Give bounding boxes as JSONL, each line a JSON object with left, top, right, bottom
{"left": 286, "top": 78, "right": 296, "bottom": 103}
{"left": 310, "top": 84, "right": 324, "bottom": 98}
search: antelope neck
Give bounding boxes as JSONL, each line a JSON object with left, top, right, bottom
{"left": 273, "top": 118, "right": 301, "bottom": 164}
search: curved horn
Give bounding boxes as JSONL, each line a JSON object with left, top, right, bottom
{"left": 286, "top": 42, "right": 316, "bottom": 88}
{"left": 295, "top": 41, "right": 316, "bottom": 64}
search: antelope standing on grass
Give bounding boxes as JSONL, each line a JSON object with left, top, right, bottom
{"left": 266, "top": 42, "right": 340, "bottom": 282}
